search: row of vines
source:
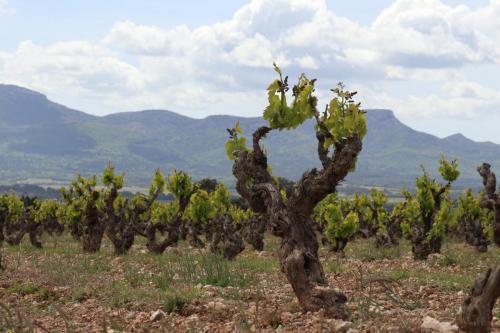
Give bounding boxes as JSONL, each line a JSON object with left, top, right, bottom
{"left": 0, "top": 65, "right": 498, "bottom": 332}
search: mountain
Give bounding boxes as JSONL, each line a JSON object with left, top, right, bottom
{"left": 0, "top": 84, "right": 499, "bottom": 189}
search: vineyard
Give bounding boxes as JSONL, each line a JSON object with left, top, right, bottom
{"left": 1, "top": 67, "right": 499, "bottom": 332}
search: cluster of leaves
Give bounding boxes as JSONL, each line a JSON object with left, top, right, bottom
{"left": 225, "top": 64, "right": 367, "bottom": 163}
{"left": 314, "top": 194, "right": 359, "bottom": 251}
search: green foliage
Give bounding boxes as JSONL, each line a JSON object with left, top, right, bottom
{"left": 166, "top": 170, "right": 192, "bottom": 200}
{"left": 400, "top": 157, "right": 460, "bottom": 247}
{"left": 321, "top": 83, "right": 367, "bottom": 148}
{"left": 457, "top": 189, "right": 494, "bottom": 237}
{"left": 0, "top": 194, "right": 24, "bottom": 224}
{"left": 210, "top": 183, "right": 231, "bottom": 215}
{"left": 151, "top": 201, "right": 179, "bottom": 225}
{"left": 229, "top": 206, "right": 253, "bottom": 225}
{"left": 438, "top": 156, "right": 460, "bottom": 183}
{"left": 185, "top": 190, "right": 215, "bottom": 225}
{"left": 401, "top": 198, "right": 421, "bottom": 239}
{"left": 59, "top": 175, "right": 99, "bottom": 228}
{"left": 315, "top": 194, "right": 359, "bottom": 247}
{"left": 225, "top": 121, "right": 248, "bottom": 160}
{"left": 149, "top": 169, "right": 166, "bottom": 200}
{"left": 428, "top": 197, "right": 454, "bottom": 241}
{"left": 102, "top": 163, "right": 124, "bottom": 189}
{"left": 34, "top": 199, "right": 59, "bottom": 224}
{"left": 263, "top": 64, "right": 317, "bottom": 130}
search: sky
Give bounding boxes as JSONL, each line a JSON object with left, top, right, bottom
{"left": 1, "top": 0, "right": 500, "bottom": 142}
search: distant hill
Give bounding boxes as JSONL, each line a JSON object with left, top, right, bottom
{"left": 0, "top": 84, "right": 499, "bottom": 189}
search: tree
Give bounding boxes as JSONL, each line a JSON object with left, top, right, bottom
{"left": 476, "top": 163, "right": 500, "bottom": 247}
{"left": 401, "top": 157, "right": 460, "bottom": 260}
{"left": 225, "top": 65, "right": 366, "bottom": 318}
{"left": 456, "top": 189, "right": 491, "bottom": 252}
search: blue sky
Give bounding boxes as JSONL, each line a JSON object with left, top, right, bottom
{"left": 1, "top": 0, "right": 500, "bottom": 142}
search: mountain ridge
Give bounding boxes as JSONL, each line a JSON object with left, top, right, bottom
{"left": 0, "top": 84, "right": 498, "bottom": 189}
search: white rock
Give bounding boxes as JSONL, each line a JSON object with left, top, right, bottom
{"left": 421, "top": 316, "right": 458, "bottom": 333}
{"left": 333, "top": 320, "right": 353, "bottom": 333}
{"left": 149, "top": 309, "right": 165, "bottom": 322}
{"left": 440, "top": 322, "right": 458, "bottom": 333}
{"left": 422, "top": 316, "right": 442, "bottom": 332}
{"left": 346, "top": 329, "right": 360, "bottom": 333}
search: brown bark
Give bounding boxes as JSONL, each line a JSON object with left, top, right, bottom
{"left": 462, "top": 218, "right": 489, "bottom": 253}
{"left": 143, "top": 193, "right": 190, "bottom": 255}
{"left": 81, "top": 192, "right": 104, "bottom": 253}
{"left": 230, "top": 125, "right": 362, "bottom": 318}
{"left": 375, "top": 215, "right": 402, "bottom": 248}
{"left": 209, "top": 215, "right": 245, "bottom": 260}
{"left": 102, "top": 189, "right": 136, "bottom": 255}
{"left": 457, "top": 266, "right": 500, "bottom": 333}
{"left": 241, "top": 214, "right": 266, "bottom": 251}
{"left": 477, "top": 163, "right": 500, "bottom": 247}
{"left": 145, "top": 221, "right": 179, "bottom": 254}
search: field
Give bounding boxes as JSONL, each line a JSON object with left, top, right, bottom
{"left": 1, "top": 234, "right": 499, "bottom": 333}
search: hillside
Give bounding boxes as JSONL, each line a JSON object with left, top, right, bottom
{"left": 0, "top": 84, "right": 499, "bottom": 188}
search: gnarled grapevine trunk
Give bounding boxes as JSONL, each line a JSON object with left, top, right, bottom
{"left": 230, "top": 125, "right": 362, "bottom": 318}
{"left": 3, "top": 218, "right": 26, "bottom": 246}
{"left": 107, "top": 222, "right": 135, "bottom": 255}
{"left": 241, "top": 214, "right": 266, "bottom": 251}
{"left": 82, "top": 201, "right": 104, "bottom": 253}
{"left": 463, "top": 218, "right": 489, "bottom": 252}
{"left": 457, "top": 266, "right": 500, "bottom": 333}
{"left": 477, "top": 163, "right": 500, "bottom": 247}
{"left": 209, "top": 215, "right": 245, "bottom": 260}
{"left": 144, "top": 221, "right": 180, "bottom": 254}
{"left": 375, "top": 215, "right": 402, "bottom": 248}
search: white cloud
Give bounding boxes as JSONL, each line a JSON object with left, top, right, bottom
{"left": 1, "top": 0, "right": 500, "bottom": 126}
{"left": 0, "top": 0, "right": 15, "bottom": 15}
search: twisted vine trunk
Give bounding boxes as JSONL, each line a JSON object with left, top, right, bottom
{"left": 144, "top": 198, "right": 189, "bottom": 255}
{"left": 82, "top": 200, "right": 104, "bottom": 253}
{"left": 145, "top": 221, "right": 180, "bottom": 254}
{"left": 375, "top": 215, "right": 402, "bottom": 248}
{"left": 241, "top": 214, "right": 266, "bottom": 251}
{"left": 230, "top": 125, "right": 362, "bottom": 318}
{"left": 478, "top": 163, "right": 500, "bottom": 247}
{"left": 209, "top": 215, "right": 245, "bottom": 260}
{"left": 462, "top": 218, "right": 489, "bottom": 253}
{"left": 107, "top": 222, "right": 135, "bottom": 255}
{"left": 457, "top": 266, "right": 500, "bottom": 333}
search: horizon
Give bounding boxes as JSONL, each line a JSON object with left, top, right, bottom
{"left": 1, "top": 0, "right": 500, "bottom": 143}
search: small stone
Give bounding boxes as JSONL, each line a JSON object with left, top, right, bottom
{"left": 125, "top": 311, "right": 136, "bottom": 320}
{"left": 149, "top": 309, "right": 165, "bottom": 322}
{"left": 439, "top": 322, "right": 458, "bottom": 333}
{"left": 333, "top": 320, "right": 353, "bottom": 333}
{"left": 421, "top": 316, "right": 458, "bottom": 333}
{"left": 422, "top": 316, "right": 442, "bottom": 332}
{"left": 346, "top": 329, "right": 360, "bottom": 333}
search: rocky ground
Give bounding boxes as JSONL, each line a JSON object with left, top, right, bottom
{"left": 0, "top": 236, "right": 499, "bottom": 333}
